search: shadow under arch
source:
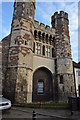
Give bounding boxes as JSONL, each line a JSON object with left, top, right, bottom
{"left": 32, "top": 67, "right": 53, "bottom": 102}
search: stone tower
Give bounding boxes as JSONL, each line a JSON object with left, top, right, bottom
{"left": 2, "top": 2, "right": 76, "bottom": 103}
{"left": 51, "top": 11, "right": 75, "bottom": 101}
{"left": 3, "top": 0, "right": 35, "bottom": 103}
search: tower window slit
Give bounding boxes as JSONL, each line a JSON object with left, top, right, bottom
{"left": 60, "top": 75, "right": 63, "bottom": 84}
{"left": 33, "top": 42, "right": 35, "bottom": 53}
{"left": 25, "top": 41, "right": 27, "bottom": 45}
{"left": 21, "top": 86, "right": 23, "bottom": 91}
{"left": 63, "top": 86, "right": 64, "bottom": 92}
{"left": 68, "top": 53, "right": 69, "bottom": 56}
{"left": 27, "top": 9, "right": 29, "bottom": 14}
{"left": 71, "top": 86, "right": 72, "bottom": 92}
{"left": 15, "top": 40, "right": 17, "bottom": 44}
{"left": 52, "top": 48, "right": 54, "bottom": 58}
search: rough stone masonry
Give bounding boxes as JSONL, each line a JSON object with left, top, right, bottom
{"left": 2, "top": 0, "right": 75, "bottom": 104}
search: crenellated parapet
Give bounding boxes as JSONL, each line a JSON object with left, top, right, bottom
{"left": 33, "top": 20, "right": 55, "bottom": 59}
{"left": 51, "top": 11, "right": 68, "bottom": 22}
{"left": 33, "top": 20, "right": 55, "bottom": 47}
{"left": 51, "top": 11, "right": 69, "bottom": 32}
{"left": 51, "top": 11, "right": 71, "bottom": 59}
{"left": 34, "top": 20, "right": 55, "bottom": 34}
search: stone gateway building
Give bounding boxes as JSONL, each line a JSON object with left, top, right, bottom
{"left": 2, "top": 0, "right": 75, "bottom": 104}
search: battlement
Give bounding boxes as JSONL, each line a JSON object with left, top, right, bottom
{"left": 34, "top": 20, "right": 55, "bottom": 33}
{"left": 51, "top": 11, "right": 68, "bottom": 20}
{"left": 34, "top": 20, "right": 39, "bottom": 26}
{"left": 40, "top": 23, "right": 45, "bottom": 28}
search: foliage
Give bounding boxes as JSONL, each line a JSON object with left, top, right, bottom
{"left": 14, "top": 102, "right": 69, "bottom": 109}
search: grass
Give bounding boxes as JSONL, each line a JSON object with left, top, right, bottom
{"left": 13, "top": 102, "right": 69, "bottom": 109}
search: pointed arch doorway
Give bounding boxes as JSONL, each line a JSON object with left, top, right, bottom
{"left": 32, "top": 67, "right": 53, "bottom": 102}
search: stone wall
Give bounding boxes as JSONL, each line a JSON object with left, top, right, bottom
{"left": 2, "top": 1, "right": 75, "bottom": 103}
{"left": 2, "top": 35, "right": 10, "bottom": 94}
{"left": 33, "top": 55, "right": 55, "bottom": 74}
{"left": 15, "top": 67, "right": 33, "bottom": 103}
{"left": 3, "top": 67, "right": 17, "bottom": 103}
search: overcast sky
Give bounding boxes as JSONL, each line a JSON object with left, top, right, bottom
{"left": 0, "top": 0, "right": 80, "bottom": 62}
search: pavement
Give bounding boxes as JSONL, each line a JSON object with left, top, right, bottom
{"left": 2, "top": 107, "right": 80, "bottom": 120}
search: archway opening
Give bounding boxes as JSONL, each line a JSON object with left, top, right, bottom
{"left": 32, "top": 67, "right": 53, "bottom": 102}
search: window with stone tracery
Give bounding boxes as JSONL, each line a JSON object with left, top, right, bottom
{"left": 36, "top": 43, "right": 41, "bottom": 55}
{"left": 46, "top": 46, "right": 50, "bottom": 57}
{"left": 33, "top": 30, "right": 55, "bottom": 58}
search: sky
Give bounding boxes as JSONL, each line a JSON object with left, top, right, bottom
{"left": 0, "top": 0, "right": 80, "bottom": 63}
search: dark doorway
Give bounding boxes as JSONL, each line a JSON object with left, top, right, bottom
{"left": 32, "top": 67, "right": 53, "bottom": 102}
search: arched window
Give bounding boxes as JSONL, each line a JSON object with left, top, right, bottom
{"left": 34, "top": 30, "right": 37, "bottom": 40}
{"left": 60, "top": 75, "right": 63, "bottom": 84}
{"left": 49, "top": 35, "right": 52, "bottom": 45}
{"left": 42, "top": 33, "right": 45, "bottom": 43}
{"left": 38, "top": 31, "right": 41, "bottom": 41}
{"left": 46, "top": 34, "right": 48, "bottom": 44}
{"left": 43, "top": 45, "right": 45, "bottom": 56}
{"left": 52, "top": 37, "right": 55, "bottom": 46}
